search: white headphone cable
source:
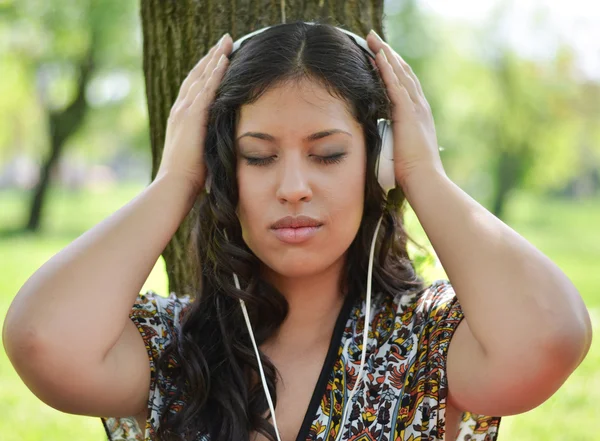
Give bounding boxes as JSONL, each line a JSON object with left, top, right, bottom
{"left": 225, "top": 227, "right": 282, "bottom": 441}
{"left": 238, "top": 294, "right": 283, "bottom": 441}
{"left": 333, "top": 214, "right": 382, "bottom": 441}
{"left": 233, "top": 212, "right": 383, "bottom": 441}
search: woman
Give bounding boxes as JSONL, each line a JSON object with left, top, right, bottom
{"left": 3, "top": 21, "right": 592, "bottom": 441}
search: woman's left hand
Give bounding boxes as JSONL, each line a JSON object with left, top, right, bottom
{"left": 366, "top": 30, "right": 447, "bottom": 191}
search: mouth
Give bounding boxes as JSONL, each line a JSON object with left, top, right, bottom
{"left": 270, "top": 224, "right": 322, "bottom": 244}
{"left": 269, "top": 215, "right": 323, "bottom": 244}
{"left": 270, "top": 215, "right": 323, "bottom": 229}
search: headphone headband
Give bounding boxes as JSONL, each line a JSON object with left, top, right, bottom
{"left": 224, "top": 20, "right": 395, "bottom": 196}
{"left": 230, "top": 21, "right": 376, "bottom": 58}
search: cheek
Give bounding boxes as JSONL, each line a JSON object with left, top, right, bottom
{"left": 236, "top": 168, "right": 268, "bottom": 246}
{"left": 316, "top": 159, "right": 366, "bottom": 255}
{"left": 236, "top": 175, "right": 253, "bottom": 240}
{"left": 326, "top": 175, "right": 365, "bottom": 233}
{"left": 330, "top": 155, "right": 366, "bottom": 209}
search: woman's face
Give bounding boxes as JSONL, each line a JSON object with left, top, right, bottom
{"left": 235, "top": 78, "right": 366, "bottom": 279}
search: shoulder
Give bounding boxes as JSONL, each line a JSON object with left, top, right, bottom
{"left": 131, "top": 290, "right": 193, "bottom": 320}
{"left": 416, "top": 279, "right": 463, "bottom": 331}
{"left": 356, "top": 280, "right": 460, "bottom": 348}
{"left": 102, "top": 291, "right": 193, "bottom": 440}
{"left": 388, "top": 278, "right": 462, "bottom": 332}
{"left": 404, "top": 279, "right": 464, "bottom": 362}
{"left": 376, "top": 279, "right": 465, "bottom": 387}
{"left": 413, "top": 278, "right": 459, "bottom": 316}
{"left": 128, "top": 290, "right": 194, "bottom": 378}
{"left": 129, "top": 290, "right": 193, "bottom": 339}
{"left": 393, "top": 281, "right": 502, "bottom": 439}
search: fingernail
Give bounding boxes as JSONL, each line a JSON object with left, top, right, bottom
{"left": 370, "top": 29, "right": 383, "bottom": 42}
{"left": 379, "top": 48, "right": 387, "bottom": 62}
{"left": 218, "top": 33, "right": 229, "bottom": 46}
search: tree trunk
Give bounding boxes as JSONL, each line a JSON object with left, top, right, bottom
{"left": 490, "top": 149, "right": 520, "bottom": 219}
{"left": 26, "top": 48, "right": 95, "bottom": 232}
{"left": 140, "top": 0, "right": 386, "bottom": 297}
{"left": 26, "top": 132, "right": 63, "bottom": 232}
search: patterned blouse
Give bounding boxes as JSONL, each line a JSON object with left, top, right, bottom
{"left": 101, "top": 279, "right": 501, "bottom": 441}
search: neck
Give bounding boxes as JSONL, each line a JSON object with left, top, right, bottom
{"left": 260, "top": 256, "right": 347, "bottom": 350}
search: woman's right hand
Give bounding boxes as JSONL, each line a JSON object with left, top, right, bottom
{"left": 156, "top": 33, "right": 232, "bottom": 194}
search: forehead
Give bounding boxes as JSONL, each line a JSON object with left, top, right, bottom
{"left": 236, "top": 78, "right": 357, "bottom": 136}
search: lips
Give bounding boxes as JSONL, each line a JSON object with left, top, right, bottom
{"left": 270, "top": 216, "right": 324, "bottom": 244}
{"left": 270, "top": 215, "right": 323, "bottom": 229}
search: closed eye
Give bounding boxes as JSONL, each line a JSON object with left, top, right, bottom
{"left": 244, "top": 156, "right": 275, "bottom": 166}
{"left": 243, "top": 153, "right": 346, "bottom": 167}
{"left": 314, "top": 153, "right": 346, "bottom": 165}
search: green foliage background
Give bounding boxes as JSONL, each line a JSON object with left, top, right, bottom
{"left": 0, "top": 0, "right": 598, "bottom": 439}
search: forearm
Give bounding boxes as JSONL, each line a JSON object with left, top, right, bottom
{"left": 403, "top": 169, "right": 592, "bottom": 362}
{"left": 3, "top": 174, "right": 198, "bottom": 362}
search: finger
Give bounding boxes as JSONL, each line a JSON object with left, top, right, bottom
{"left": 182, "top": 50, "right": 227, "bottom": 109}
{"left": 188, "top": 54, "right": 229, "bottom": 117}
{"left": 378, "top": 45, "right": 420, "bottom": 105}
{"left": 396, "top": 60, "right": 425, "bottom": 100}
{"left": 176, "top": 46, "right": 219, "bottom": 102}
{"left": 392, "top": 52, "right": 424, "bottom": 97}
{"left": 177, "top": 34, "right": 230, "bottom": 101}
{"left": 376, "top": 49, "right": 413, "bottom": 116}
{"left": 367, "top": 32, "right": 424, "bottom": 104}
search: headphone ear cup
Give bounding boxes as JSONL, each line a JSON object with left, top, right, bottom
{"left": 376, "top": 119, "right": 396, "bottom": 195}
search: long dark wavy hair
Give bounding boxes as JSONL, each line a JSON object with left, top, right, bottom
{"left": 155, "top": 20, "right": 427, "bottom": 441}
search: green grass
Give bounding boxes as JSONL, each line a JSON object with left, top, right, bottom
{"left": 0, "top": 184, "right": 597, "bottom": 441}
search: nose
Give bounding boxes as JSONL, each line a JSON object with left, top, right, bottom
{"left": 275, "top": 156, "right": 313, "bottom": 204}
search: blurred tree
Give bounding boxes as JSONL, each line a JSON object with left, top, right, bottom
{"left": 26, "top": 21, "right": 96, "bottom": 231}
{"left": 554, "top": 77, "right": 600, "bottom": 198}
{"left": 417, "top": 3, "right": 598, "bottom": 219}
{"left": 485, "top": 43, "right": 585, "bottom": 217}
{"left": 0, "top": 0, "right": 145, "bottom": 231}
{"left": 139, "top": 0, "right": 387, "bottom": 297}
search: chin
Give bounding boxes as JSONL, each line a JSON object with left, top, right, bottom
{"left": 270, "top": 263, "right": 326, "bottom": 279}
{"left": 242, "top": 228, "right": 353, "bottom": 280}
{"left": 257, "top": 247, "right": 343, "bottom": 279}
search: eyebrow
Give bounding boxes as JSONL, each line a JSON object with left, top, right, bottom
{"left": 236, "top": 129, "right": 353, "bottom": 143}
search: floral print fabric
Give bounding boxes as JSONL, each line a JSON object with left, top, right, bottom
{"left": 101, "top": 291, "right": 191, "bottom": 441}
{"left": 101, "top": 280, "right": 501, "bottom": 440}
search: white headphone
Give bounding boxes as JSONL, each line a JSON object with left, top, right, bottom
{"left": 215, "top": 22, "right": 394, "bottom": 441}
{"left": 205, "top": 22, "right": 396, "bottom": 197}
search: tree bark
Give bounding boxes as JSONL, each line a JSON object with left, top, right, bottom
{"left": 139, "top": 0, "right": 386, "bottom": 297}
